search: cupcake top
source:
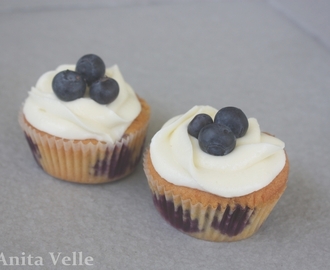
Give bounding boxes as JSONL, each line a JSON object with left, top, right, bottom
{"left": 149, "top": 105, "right": 286, "bottom": 198}
{"left": 23, "top": 63, "right": 141, "bottom": 143}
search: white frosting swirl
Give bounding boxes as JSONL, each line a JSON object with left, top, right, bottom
{"left": 23, "top": 65, "right": 141, "bottom": 143}
{"left": 150, "top": 106, "right": 286, "bottom": 197}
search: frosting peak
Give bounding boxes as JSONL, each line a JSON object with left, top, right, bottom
{"left": 23, "top": 65, "right": 141, "bottom": 143}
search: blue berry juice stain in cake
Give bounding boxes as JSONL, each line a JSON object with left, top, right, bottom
{"left": 93, "top": 134, "right": 146, "bottom": 179}
{"left": 93, "top": 142, "right": 132, "bottom": 178}
{"left": 211, "top": 205, "right": 254, "bottom": 236}
{"left": 24, "top": 132, "right": 41, "bottom": 167}
{"left": 152, "top": 194, "right": 254, "bottom": 236}
{"left": 153, "top": 194, "right": 199, "bottom": 233}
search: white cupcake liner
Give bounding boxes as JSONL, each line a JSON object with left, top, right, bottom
{"left": 143, "top": 151, "right": 282, "bottom": 242}
{"left": 19, "top": 111, "right": 149, "bottom": 184}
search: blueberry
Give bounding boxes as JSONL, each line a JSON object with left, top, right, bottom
{"left": 52, "top": 70, "right": 86, "bottom": 101}
{"left": 89, "top": 77, "right": 120, "bottom": 104}
{"left": 214, "top": 107, "right": 248, "bottom": 138}
{"left": 188, "top": 113, "right": 213, "bottom": 139}
{"left": 76, "top": 54, "right": 105, "bottom": 85}
{"left": 198, "top": 123, "right": 236, "bottom": 156}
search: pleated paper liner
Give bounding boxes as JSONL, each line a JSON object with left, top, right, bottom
{"left": 19, "top": 98, "right": 150, "bottom": 184}
{"left": 143, "top": 148, "right": 289, "bottom": 242}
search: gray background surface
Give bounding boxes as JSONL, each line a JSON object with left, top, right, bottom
{"left": 1, "top": 0, "right": 329, "bottom": 269}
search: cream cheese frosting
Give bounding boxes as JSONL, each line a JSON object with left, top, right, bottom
{"left": 23, "top": 64, "right": 141, "bottom": 143}
{"left": 150, "top": 105, "right": 286, "bottom": 198}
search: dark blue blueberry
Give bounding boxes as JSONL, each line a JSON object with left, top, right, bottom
{"left": 214, "top": 107, "right": 248, "bottom": 138}
{"left": 198, "top": 123, "right": 236, "bottom": 156}
{"left": 187, "top": 113, "right": 213, "bottom": 139}
{"left": 89, "top": 77, "right": 119, "bottom": 104}
{"left": 52, "top": 70, "right": 86, "bottom": 101}
{"left": 76, "top": 54, "right": 105, "bottom": 85}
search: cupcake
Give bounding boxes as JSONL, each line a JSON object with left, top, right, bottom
{"left": 144, "top": 105, "right": 289, "bottom": 242}
{"left": 19, "top": 54, "right": 150, "bottom": 184}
